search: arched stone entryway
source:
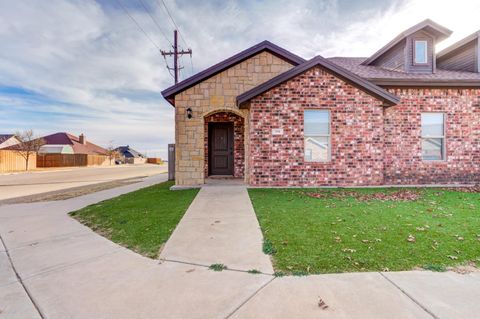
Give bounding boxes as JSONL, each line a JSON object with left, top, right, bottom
{"left": 204, "top": 111, "right": 245, "bottom": 178}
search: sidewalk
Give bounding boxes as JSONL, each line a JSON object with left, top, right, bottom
{"left": 1, "top": 176, "right": 479, "bottom": 318}
{"left": 159, "top": 182, "right": 273, "bottom": 274}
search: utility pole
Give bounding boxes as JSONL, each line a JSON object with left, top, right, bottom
{"left": 161, "top": 30, "right": 192, "bottom": 84}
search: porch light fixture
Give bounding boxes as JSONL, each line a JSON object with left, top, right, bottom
{"left": 186, "top": 107, "right": 193, "bottom": 119}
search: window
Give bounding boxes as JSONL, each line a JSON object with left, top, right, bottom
{"left": 304, "top": 110, "right": 330, "bottom": 162}
{"left": 421, "top": 113, "right": 445, "bottom": 161}
{"left": 414, "top": 40, "right": 428, "bottom": 64}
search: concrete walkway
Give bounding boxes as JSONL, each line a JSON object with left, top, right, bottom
{"left": 1, "top": 176, "right": 479, "bottom": 318}
{"left": 159, "top": 181, "right": 273, "bottom": 274}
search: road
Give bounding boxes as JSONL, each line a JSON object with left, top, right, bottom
{"left": 0, "top": 164, "right": 167, "bottom": 201}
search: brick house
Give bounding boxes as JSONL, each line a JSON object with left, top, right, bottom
{"left": 162, "top": 19, "right": 480, "bottom": 187}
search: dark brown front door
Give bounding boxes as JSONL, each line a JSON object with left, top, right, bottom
{"left": 209, "top": 123, "right": 234, "bottom": 176}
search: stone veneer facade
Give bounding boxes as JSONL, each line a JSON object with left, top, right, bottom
{"left": 248, "top": 67, "right": 480, "bottom": 186}
{"left": 174, "top": 51, "right": 295, "bottom": 185}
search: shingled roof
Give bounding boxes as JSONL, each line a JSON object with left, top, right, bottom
{"left": 41, "top": 132, "right": 107, "bottom": 155}
{"left": 161, "top": 40, "right": 305, "bottom": 106}
{"left": 362, "top": 19, "right": 452, "bottom": 66}
{"left": 0, "top": 134, "right": 15, "bottom": 144}
{"left": 328, "top": 57, "right": 480, "bottom": 86}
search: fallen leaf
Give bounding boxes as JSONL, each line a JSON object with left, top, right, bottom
{"left": 407, "top": 234, "right": 416, "bottom": 243}
{"left": 361, "top": 239, "right": 370, "bottom": 244}
{"left": 447, "top": 255, "right": 458, "bottom": 260}
{"left": 318, "top": 298, "right": 329, "bottom": 310}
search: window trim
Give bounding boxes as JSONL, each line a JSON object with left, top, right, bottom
{"left": 303, "top": 109, "right": 331, "bottom": 163}
{"left": 413, "top": 40, "right": 429, "bottom": 65}
{"left": 421, "top": 112, "right": 446, "bottom": 161}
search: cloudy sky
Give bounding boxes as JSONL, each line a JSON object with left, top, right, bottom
{"left": 1, "top": 0, "right": 478, "bottom": 158}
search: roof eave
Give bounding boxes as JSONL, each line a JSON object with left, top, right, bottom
{"left": 161, "top": 40, "right": 306, "bottom": 106}
{"left": 437, "top": 31, "right": 480, "bottom": 60}
{"left": 237, "top": 56, "right": 400, "bottom": 108}
{"left": 362, "top": 19, "right": 453, "bottom": 66}
{"left": 371, "top": 78, "right": 480, "bottom": 87}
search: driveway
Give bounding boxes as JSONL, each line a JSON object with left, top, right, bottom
{"left": 0, "top": 164, "right": 166, "bottom": 201}
{"left": 1, "top": 177, "right": 479, "bottom": 318}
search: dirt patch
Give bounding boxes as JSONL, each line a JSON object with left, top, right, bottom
{"left": 447, "top": 262, "right": 480, "bottom": 274}
{"left": 304, "top": 189, "right": 421, "bottom": 202}
{"left": 441, "top": 185, "right": 480, "bottom": 193}
{"left": 0, "top": 177, "right": 145, "bottom": 205}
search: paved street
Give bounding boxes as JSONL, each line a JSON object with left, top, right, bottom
{"left": 0, "top": 164, "right": 167, "bottom": 201}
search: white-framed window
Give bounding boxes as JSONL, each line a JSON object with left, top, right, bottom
{"left": 414, "top": 40, "right": 428, "bottom": 64}
{"left": 304, "top": 110, "right": 330, "bottom": 162}
{"left": 421, "top": 113, "right": 445, "bottom": 161}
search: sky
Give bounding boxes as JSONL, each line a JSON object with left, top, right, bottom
{"left": 1, "top": 0, "right": 479, "bottom": 158}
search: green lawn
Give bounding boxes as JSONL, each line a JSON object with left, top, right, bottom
{"left": 248, "top": 188, "right": 480, "bottom": 274}
{"left": 70, "top": 181, "right": 199, "bottom": 258}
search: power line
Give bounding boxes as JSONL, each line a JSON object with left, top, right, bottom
{"left": 136, "top": 0, "right": 173, "bottom": 47}
{"left": 114, "top": 0, "right": 161, "bottom": 51}
{"left": 161, "top": 30, "right": 192, "bottom": 84}
{"left": 157, "top": 0, "right": 189, "bottom": 48}
{"left": 156, "top": 0, "right": 194, "bottom": 74}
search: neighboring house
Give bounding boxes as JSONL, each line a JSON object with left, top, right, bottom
{"left": 38, "top": 133, "right": 107, "bottom": 155}
{"left": 0, "top": 134, "right": 20, "bottom": 149}
{"left": 115, "top": 145, "right": 146, "bottom": 164}
{"left": 162, "top": 19, "right": 480, "bottom": 187}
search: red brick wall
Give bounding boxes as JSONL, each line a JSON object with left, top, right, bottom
{"left": 204, "top": 112, "right": 245, "bottom": 178}
{"left": 249, "top": 67, "right": 385, "bottom": 186}
{"left": 384, "top": 88, "right": 480, "bottom": 184}
{"left": 248, "top": 67, "right": 480, "bottom": 186}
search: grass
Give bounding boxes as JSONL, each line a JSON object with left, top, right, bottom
{"left": 70, "top": 181, "right": 199, "bottom": 258}
{"left": 248, "top": 187, "right": 480, "bottom": 274}
{"left": 209, "top": 263, "right": 227, "bottom": 271}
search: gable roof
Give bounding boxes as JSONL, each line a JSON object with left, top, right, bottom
{"left": 437, "top": 30, "right": 479, "bottom": 60}
{"left": 237, "top": 55, "right": 400, "bottom": 108}
{"left": 41, "top": 132, "right": 107, "bottom": 155}
{"left": 115, "top": 146, "right": 145, "bottom": 158}
{"left": 0, "top": 134, "right": 15, "bottom": 144}
{"left": 362, "top": 19, "right": 452, "bottom": 66}
{"left": 161, "top": 40, "right": 305, "bottom": 106}
{"left": 328, "top": 57, "right": 480, "bottom": 85}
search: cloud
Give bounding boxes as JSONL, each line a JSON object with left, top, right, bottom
{"left": 0, "top": 0, "right": 479, "bottom": 158}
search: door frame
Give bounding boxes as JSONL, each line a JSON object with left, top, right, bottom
{"left": 208, "top": 122, "right": 234, "bottom": 176}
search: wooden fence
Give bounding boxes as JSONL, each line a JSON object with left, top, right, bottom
{"left": 37, "top": 154, "right": 110, "bottom": 168}
{"left": 0, "top": 150, "right": 36, "bottom": 173}
{"left": 147, "top": 157, "right": 163, "bottom": 164}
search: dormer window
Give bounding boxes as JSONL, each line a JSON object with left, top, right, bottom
{"left": 414, "top": 40, "right": 428, "bottom": 64}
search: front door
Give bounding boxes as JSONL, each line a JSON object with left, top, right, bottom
{"left": 209, "top": 123, "right": 234, "bottom": 176}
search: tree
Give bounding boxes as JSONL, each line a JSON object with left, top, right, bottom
{"left": 12, "top": 130, "right": 45, "bottom": 171}
{"left": 105, "top": 142, "right": 119, "bottom": 165}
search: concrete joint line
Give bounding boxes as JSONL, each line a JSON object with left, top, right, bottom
{"left": 224, "top": 276, "right": 276, "bottom": 319}
{"left": 159, "top": 258, "right": 274, "bottom": 276}
{"left": 379, "top": 272, "right": 439, "bottom": 319}
{"left": 20, "top": 249, "right": 122, "bottom": 283}
{"left": 0, "top": 232, "right": 46, "bottom": 319}
{"left": 10, "top": 230, "right": 90, "bottom": 252}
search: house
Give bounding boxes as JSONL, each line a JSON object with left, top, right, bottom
{"left": 38, "top": 132, "right": 107, "bottom": 155}
{"left": 161, "top": 19, "right": 480, "bottom": 187}
{"left": 115, "top": 145, "right": 146, "bottom": 164}
{"left": 0, "top": 134, "right": 20, "bottom": 149}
